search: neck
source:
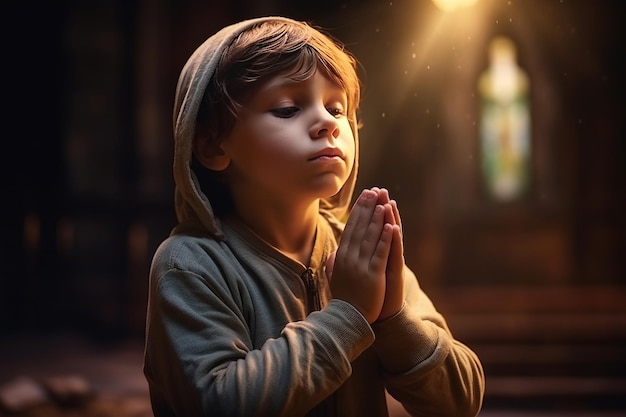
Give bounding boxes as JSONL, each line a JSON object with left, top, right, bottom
{"left": 232, "top": 194, "right": 320, "bottom": 266}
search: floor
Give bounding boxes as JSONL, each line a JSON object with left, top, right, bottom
{"left": 0, "top": 332, "right": 623, "bottom": 417}
{"left": 0, "top": 332, "right": 150, "bottom": 417}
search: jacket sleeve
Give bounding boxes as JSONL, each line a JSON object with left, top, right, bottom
{"left": 370, "top": 266, "right": 485, "bottom": 417}
{"left": 144, "top": 245, "right": 375, "bottom": 417}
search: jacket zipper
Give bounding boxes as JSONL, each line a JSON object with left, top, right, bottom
{"left": 301, "top": 267, "right": 338, "bottom": 417}
{"left": 301, "top": 267, "right": 321, "bottom": 312}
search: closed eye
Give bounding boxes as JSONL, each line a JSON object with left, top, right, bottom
{"left": 271, "top": 106, "right": 299, "bottom": 118}
{"left": 327, "top": 107, "right": 345, "bottom": 118}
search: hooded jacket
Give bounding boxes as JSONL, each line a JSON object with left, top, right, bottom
{"left": 143, "top": 16, "right": 484, "bottom": 417}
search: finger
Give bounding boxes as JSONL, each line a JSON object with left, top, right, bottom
{"left": 369, "top": 223, "right": 394, "bottom": 274}
{"left": 373, "top": 189, "right": 394, "bottom": 227}
{"left": 377, "top": 225, "right": 405, "bottom": 322}
{"left": 389, "top": 199, "right": 402, "bottom": 232}
{"left": 360, "top": 204, "right": 386, "bottom": 258}
{"left": 341, "top": 190, "right": 377, "bottom": 250}
{"left": 388, "top": 224, "right": 404, "bottom": 270}
{"left": 376, "top": 188, "right": 390, "bottom": 205}
{"left": 383, "top": 203, "right": 396, "bottom": 227}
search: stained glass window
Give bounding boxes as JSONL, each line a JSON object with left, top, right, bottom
{"left": 478, "top": 36, "right": 531, "bottom": 201}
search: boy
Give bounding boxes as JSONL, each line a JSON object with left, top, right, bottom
{"left": 144, "top": 16, "right": 484, "bottom": 417}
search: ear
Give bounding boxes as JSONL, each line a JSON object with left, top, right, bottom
{"left": 194, "top": 127, "right": 231, "bottom": 172}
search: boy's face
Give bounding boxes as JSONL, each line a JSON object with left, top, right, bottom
{"left": 219, "top": 70, "right": 356, "bottom": 204}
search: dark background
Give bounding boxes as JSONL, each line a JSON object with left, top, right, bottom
{"left": 2, "top": 0, "right": 625, "bottom": 413}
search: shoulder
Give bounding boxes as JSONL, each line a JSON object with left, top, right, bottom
{"left": 148, "top": 232, "right": 253, "bottom": 308}
{"left": 151, "top": 232, "right": 231, "bottom": 279}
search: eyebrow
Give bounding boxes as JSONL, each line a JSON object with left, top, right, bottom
{"left": 260, "top": 76, "right": 302, "bottom": 93}
{"left": 260, "top": 75, "right": 346, "bottom": 96}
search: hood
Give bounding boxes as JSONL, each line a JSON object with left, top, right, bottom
{"left": 172, "top": 16, "right": 359, "bottom": 240}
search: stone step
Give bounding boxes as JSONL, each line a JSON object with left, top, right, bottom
{"left": 424, "top": 286, "right": 626, "bottom": 414}
{"left": 482, "top": 376, "right": 626, "bottom": 412}
{"left": 472, "top": 343, "right": 626, "bottom": 377}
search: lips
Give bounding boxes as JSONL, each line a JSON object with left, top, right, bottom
{"left": 308, "top": 147, "right": 344, "bottom": 161}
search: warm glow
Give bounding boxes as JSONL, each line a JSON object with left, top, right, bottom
{"left": 431, "top": 0, "right": 479, "bottom": 12}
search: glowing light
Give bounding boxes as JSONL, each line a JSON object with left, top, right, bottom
{"left": 431, "top": 0, "right": 479, "bottom": 12}
{"left": 478, "top": 36, "right": 531, "bottom": 201}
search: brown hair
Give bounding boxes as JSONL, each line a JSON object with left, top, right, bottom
{"left": 197, "top": 19, "right": 361, "bottom": 145}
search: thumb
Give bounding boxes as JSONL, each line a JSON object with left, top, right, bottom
{"left": 325, "top": 251, "right": 336, "bottom": 280}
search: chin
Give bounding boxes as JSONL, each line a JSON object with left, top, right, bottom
{"left": 318, "top": 183, "right": 345, "bottom": 200}
{"left": 309, "top": 173, "right": 349, "bottom": 200}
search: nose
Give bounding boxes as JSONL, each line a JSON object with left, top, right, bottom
{"left": 310, "top": 108, "right": 340, "bottom": 140}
